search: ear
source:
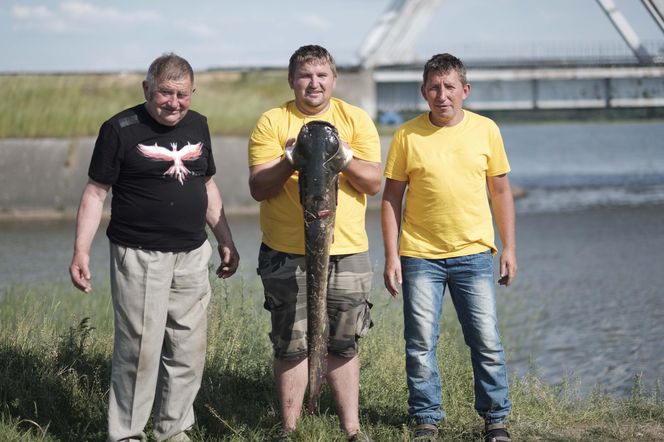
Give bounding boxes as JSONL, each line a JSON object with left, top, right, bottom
{"left": 420, "top": 83, "right": 427, "bottom": 100}
{"left": 287, "top": 75, "right": 294, "bottom": 90}
{"left": 462, "top": 82, "right": 471, "bottom": 100}
{"left": 142, "top": 80, "right": 150, "bottom": 100}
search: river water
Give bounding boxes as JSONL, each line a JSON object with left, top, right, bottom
{"left": 1, "top": 120, "right": 663, "bottom": 398}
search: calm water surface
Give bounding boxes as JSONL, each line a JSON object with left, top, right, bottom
{"left": 2, "top": 120, "right": 663, "bottom": 397}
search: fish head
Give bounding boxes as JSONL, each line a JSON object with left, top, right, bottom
{"left": 291, "top": 120, "right": 340, "bottom": 170}
{"left": 293, "top": 121, "right": 342, "bottom": 217}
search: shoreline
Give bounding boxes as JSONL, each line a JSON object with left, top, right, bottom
{"left": 0, "top": 186, "right": 529, "bottom": 222}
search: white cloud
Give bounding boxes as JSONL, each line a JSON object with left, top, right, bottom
{"left": 12, "top": 5, "right": 54, "bottom": 20}
{"left": 11, "top": 4, "right": 67, "bottom": 32}
{"left": 59, "top": 1, "right": 161, "bottom": 23}
{"left": 11, "top": 1, "right": 162, "bottom": 33}
{"left": 186, "top": 23, "right": 219, "bottom": 39}
{"left": 293, "top": 13, "right": 333, "bottom": 31}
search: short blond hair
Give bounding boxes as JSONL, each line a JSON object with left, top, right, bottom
{"left": 288, "top": 45, "right": 337, "bottom": 79}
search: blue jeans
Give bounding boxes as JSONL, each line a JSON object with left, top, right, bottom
{"left": 401, "top": 251, "right": 511, "bottom": 425}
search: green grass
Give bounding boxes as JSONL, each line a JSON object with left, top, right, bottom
{"left": 1, "top": 276, "right": 663, "bottom": 441}
{"left": 3, "top": 71, "right": 293, "bottom": 138}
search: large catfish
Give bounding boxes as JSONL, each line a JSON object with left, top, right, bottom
{"left": 288, "top": 120, "right": 350, "bottom": 414}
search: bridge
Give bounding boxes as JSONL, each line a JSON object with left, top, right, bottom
{"left": 347, "top": 0, "right": 664, "bottom": 121}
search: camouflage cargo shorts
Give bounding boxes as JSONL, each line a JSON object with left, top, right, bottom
{"left": 257, "top": 243, "right": 373, "bottom": 361}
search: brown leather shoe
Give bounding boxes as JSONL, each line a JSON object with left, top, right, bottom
{"left": 412, "top": 423, "right": 438, "bottom": 441}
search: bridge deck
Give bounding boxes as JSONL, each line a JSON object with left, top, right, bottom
{"left": 371, "top": 63, "right": 664, "bottom": 114}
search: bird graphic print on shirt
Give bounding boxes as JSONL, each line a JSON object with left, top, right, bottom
{"left": 137, "top": 141, "right": 203, "bottom": 184}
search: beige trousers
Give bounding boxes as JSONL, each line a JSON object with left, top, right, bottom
{"left": 107, "top": 241, "right": 212, "bottom": 442}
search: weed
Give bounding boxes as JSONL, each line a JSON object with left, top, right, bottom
{"left": 1, "top": 279, "right": 662, "bottom": 441}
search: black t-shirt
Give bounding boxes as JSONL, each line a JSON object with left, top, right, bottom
{"left": 89, "top": 104, "right": 215, "bottom": 252}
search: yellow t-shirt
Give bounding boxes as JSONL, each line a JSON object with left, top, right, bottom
{"left": 384, "top": 110, "right": 510, "bottom": 259}
{"left": 249, "top": 97, "right": 381, "bottom": 255}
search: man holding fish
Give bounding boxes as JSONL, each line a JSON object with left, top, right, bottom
{"left": 248, "top": 45, "right": 381, "bottom": 441}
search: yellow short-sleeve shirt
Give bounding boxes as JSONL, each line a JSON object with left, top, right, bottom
{"left": 384, "top": 110, "right": 510, "bottom": 259}
{"left": 249, "top": 97, "right": 381, "bottom": 255}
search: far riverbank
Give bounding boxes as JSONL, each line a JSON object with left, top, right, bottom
{"left": 0, "top": 134, "right": 524, "bottom": 221}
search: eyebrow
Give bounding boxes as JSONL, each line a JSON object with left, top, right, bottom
{"left": 158, "top": 88, "right": 193, "bottom": 95}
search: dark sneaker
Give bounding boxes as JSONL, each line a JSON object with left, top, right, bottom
{"left": 348, "top": 430, "right": 374, "bottom": 441}
{"left": 484, "top": 422, "right": 511, "bottom": 442}
{"left": 412, "top": 423, "right": 438, "bottom": 441}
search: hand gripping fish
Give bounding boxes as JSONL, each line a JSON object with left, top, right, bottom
{"left": 287, "top": 120, "right": 352, "bottom": 414}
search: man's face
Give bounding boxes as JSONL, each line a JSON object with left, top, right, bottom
{"left": 421, "top": 69, "right": 470, "bottom": 127}
{"left": 288, "top": 60, "right": 336, "bottom": 116}
{"left": 143, "top": 76, "right": 193, "bottom": 126}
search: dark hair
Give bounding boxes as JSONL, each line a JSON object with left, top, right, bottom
{"left": 145, "top": 53, "right": 194, "bottom": 98}
{"left": 422, "top": 53, "right": 467, "bottom": 85}
{"left": 288, "top": 45, "right": 337, "bottom": 79}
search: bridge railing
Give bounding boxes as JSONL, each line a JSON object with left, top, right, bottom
{"left": 417, "top": 39, "right": 664, "bottom": 67}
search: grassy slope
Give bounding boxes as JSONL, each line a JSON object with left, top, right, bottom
{"left": 1, "top": 277, "right": 662, "bottom": 441}
{"left": 3, "top": 71, "right": 293, "bottom": 138}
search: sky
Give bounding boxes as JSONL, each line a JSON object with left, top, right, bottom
{"left": 2, "top": 0, "right": 664, "bottom": 73}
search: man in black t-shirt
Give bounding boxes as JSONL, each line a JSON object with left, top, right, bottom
{"left": 69, "top": 53, "right": 239, "bottom": 442}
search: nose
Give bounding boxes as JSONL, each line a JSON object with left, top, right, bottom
{"left": 166, "top": 94, "right": 179, "bottom": 108}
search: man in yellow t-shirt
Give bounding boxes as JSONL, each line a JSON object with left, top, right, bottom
{"left": 248, "top": 45, "right": 381, "bottom": 441}
{"left": 382, "top": 53, "right": 517, "bottom": 442}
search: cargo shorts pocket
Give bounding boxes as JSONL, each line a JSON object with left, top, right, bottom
{"left": 355, "top": 300, "right": 374, "bottom": 339}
